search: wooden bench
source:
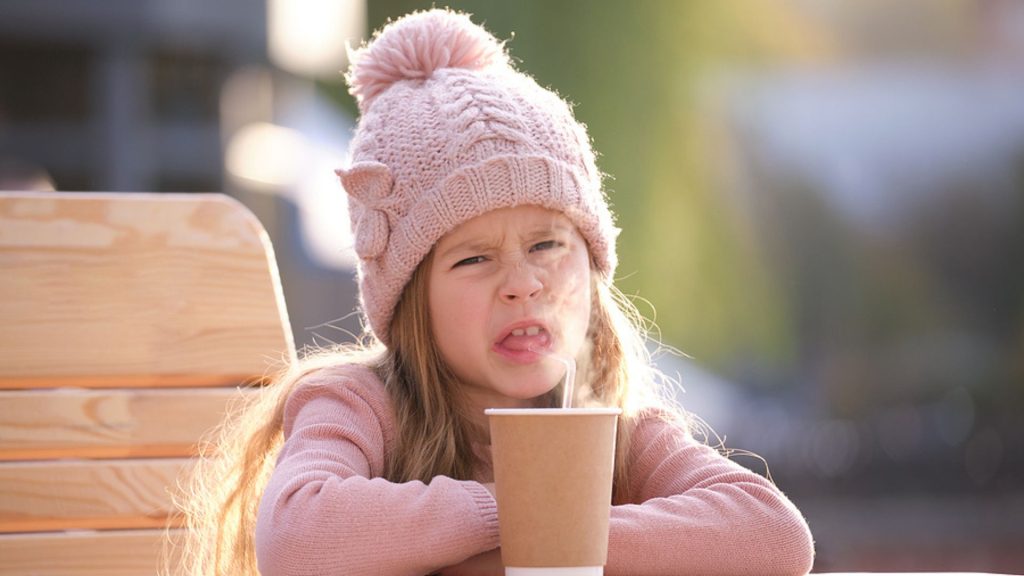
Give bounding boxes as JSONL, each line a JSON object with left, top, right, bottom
{"left": 0, "top": 191, "right": 296, "bottom": 575}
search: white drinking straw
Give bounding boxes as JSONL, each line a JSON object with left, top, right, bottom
{"left": 528, "top": 345, "right": 576, "bottom": 408}
{"left": 557, "top": 355, "right": 576, "bottom": 409}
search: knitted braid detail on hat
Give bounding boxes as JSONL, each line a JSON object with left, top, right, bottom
{"left": 338, "top": 9, "right": 618, "bottom": 345}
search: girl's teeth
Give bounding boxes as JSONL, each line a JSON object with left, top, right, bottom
{"left": 510, "top": 326, "right": 542, "bottom": 337}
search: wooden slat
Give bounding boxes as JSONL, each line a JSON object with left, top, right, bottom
{"left": 0, "top": 388, "right": 251, "bottom": 461}
{"left": 0, "top": 459, "right": 189, "bottom": 533}
{"left": 0, "top": 192, "right": 296, "bottom": 381}
{"left": 0, "top": 528, "right": 182, "bottom": 576}
{"left": 0, "top": 372, "right": 264, "bottom": 391}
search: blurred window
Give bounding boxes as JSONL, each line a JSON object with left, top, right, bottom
{"left": 149, "top": 48, "right": 222, "bottom": 123}
{"left": 0, "top": 41, "right": 92, "bottom": 123}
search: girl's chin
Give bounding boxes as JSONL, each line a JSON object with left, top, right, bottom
{"left": 461, "top": 363, "right": 566, "bottom": 405}
{"left": 494, "top": 374, "right": 561, "bottom": 402}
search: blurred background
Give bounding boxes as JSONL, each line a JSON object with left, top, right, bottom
{"left": 1, "top": 0, "right": 1022, "bottom": 571}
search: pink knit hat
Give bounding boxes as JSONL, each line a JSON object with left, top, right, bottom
{"left": 337, "top": 9, "right": 618, "bottom": 345}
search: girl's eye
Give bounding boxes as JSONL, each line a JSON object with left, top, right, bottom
{"left": 530, "top": 240, "right": 559, "bottom": 252}
{"left": 453, "top": 255, "right": 487, "bottom": 268}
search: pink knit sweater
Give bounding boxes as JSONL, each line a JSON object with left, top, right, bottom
{"left": 254, "top": 364, "right": 815, "bottom": 575}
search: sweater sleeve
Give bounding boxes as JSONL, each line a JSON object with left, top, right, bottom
{"left": 254, "top": 366, "right": 500, "bottom": 576}
{"left": 606, "top": 413, "right": 815, "bottom": 576}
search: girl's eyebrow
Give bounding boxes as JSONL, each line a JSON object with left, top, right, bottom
{"left": 520, "top": 222, "right": 573, "bottom": 245}
{"left": 527, "top": 222, "right": 572, "bottom": 237}
{"left": 436, "top": 236, "right": 501, "bottom": 261}
{"left": 437, "top": 221, "right": 572, "bottom": 260}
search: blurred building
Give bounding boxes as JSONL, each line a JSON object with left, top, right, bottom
{"left": 0, "top": 0, "right": 262, "bottom": 191}
{"left": 0, "top": 0, "right": 366, "bottom": 348}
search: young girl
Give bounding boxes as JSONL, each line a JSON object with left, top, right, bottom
{"left": 181, "top": 9, "right": 814, "bottom": 576}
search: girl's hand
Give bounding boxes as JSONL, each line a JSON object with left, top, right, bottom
{"left": 436, "top": 548, "right": 503, "bottom": 576}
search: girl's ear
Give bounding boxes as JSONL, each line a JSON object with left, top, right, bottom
{"left": 335, "top": 161, "right": 395, "bottom": 260}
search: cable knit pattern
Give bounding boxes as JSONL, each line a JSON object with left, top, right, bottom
{"left": 254, "top": 365, "right": 815, "bottom": 575}
{"left": 337, "top": 10, "right": 618, "bottom": 344}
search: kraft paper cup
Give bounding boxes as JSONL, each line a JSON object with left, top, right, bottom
{"left": 486, "top": 408, "right": 621, "bottom": 576}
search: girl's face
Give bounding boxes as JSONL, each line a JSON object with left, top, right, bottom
{"left": 429, "top": 205, "right": 593, "bottom": 411}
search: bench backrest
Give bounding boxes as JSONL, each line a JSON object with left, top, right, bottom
{"left": 0, "top": 192, "right": 296, "bottom": 575}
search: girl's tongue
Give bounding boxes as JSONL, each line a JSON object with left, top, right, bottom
{"left": 499, "top": 327, "right": 551, "bottom": 352}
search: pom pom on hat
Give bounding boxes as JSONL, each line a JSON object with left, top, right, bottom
{"left": 346, "top": 9, "right": 509, "bottom": 110}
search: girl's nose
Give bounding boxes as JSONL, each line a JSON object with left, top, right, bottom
{"left": 500, "top": 264, "right": 543, "bottom": 303}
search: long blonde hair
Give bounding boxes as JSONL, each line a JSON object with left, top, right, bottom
{"left": 173, "top": 254, "right": 674, "bottom": 576}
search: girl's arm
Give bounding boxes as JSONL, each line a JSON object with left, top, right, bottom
{"left": 436, "top": 548, "right": 503, "bottom": 576}
{"left": 606, "top": 413, "right": 815, "bottom": 576}
{"left": 254, "top": 368, "right": 500, "bottom": 576}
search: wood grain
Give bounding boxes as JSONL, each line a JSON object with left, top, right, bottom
{"left": 0, "top": 458, "right": 191, "bottom": 533}
{"left": 0, "top": 529, "right": 181, "bottom": 576}
{"left": 0, "top": 192, "right": 296, "bottom": 571}
{"left": 0, "top": 192, "right": 295, "bottom": 381}
{"left": 0, "top": 388, "right": 254, "bottom": 461}
{"left": 0, "top": 372, "right": 264, "bottom": 390}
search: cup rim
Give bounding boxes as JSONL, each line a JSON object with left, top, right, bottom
{"left": 484, "top": 407, "right": 622, "bottom": 416}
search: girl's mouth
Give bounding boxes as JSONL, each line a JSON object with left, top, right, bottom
{"left": 493, "top": 324, "right": 552, "bottom": 363}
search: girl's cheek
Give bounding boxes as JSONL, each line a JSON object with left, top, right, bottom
{"left": 548, "top": 262, "right": 589, "bottom": 305}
